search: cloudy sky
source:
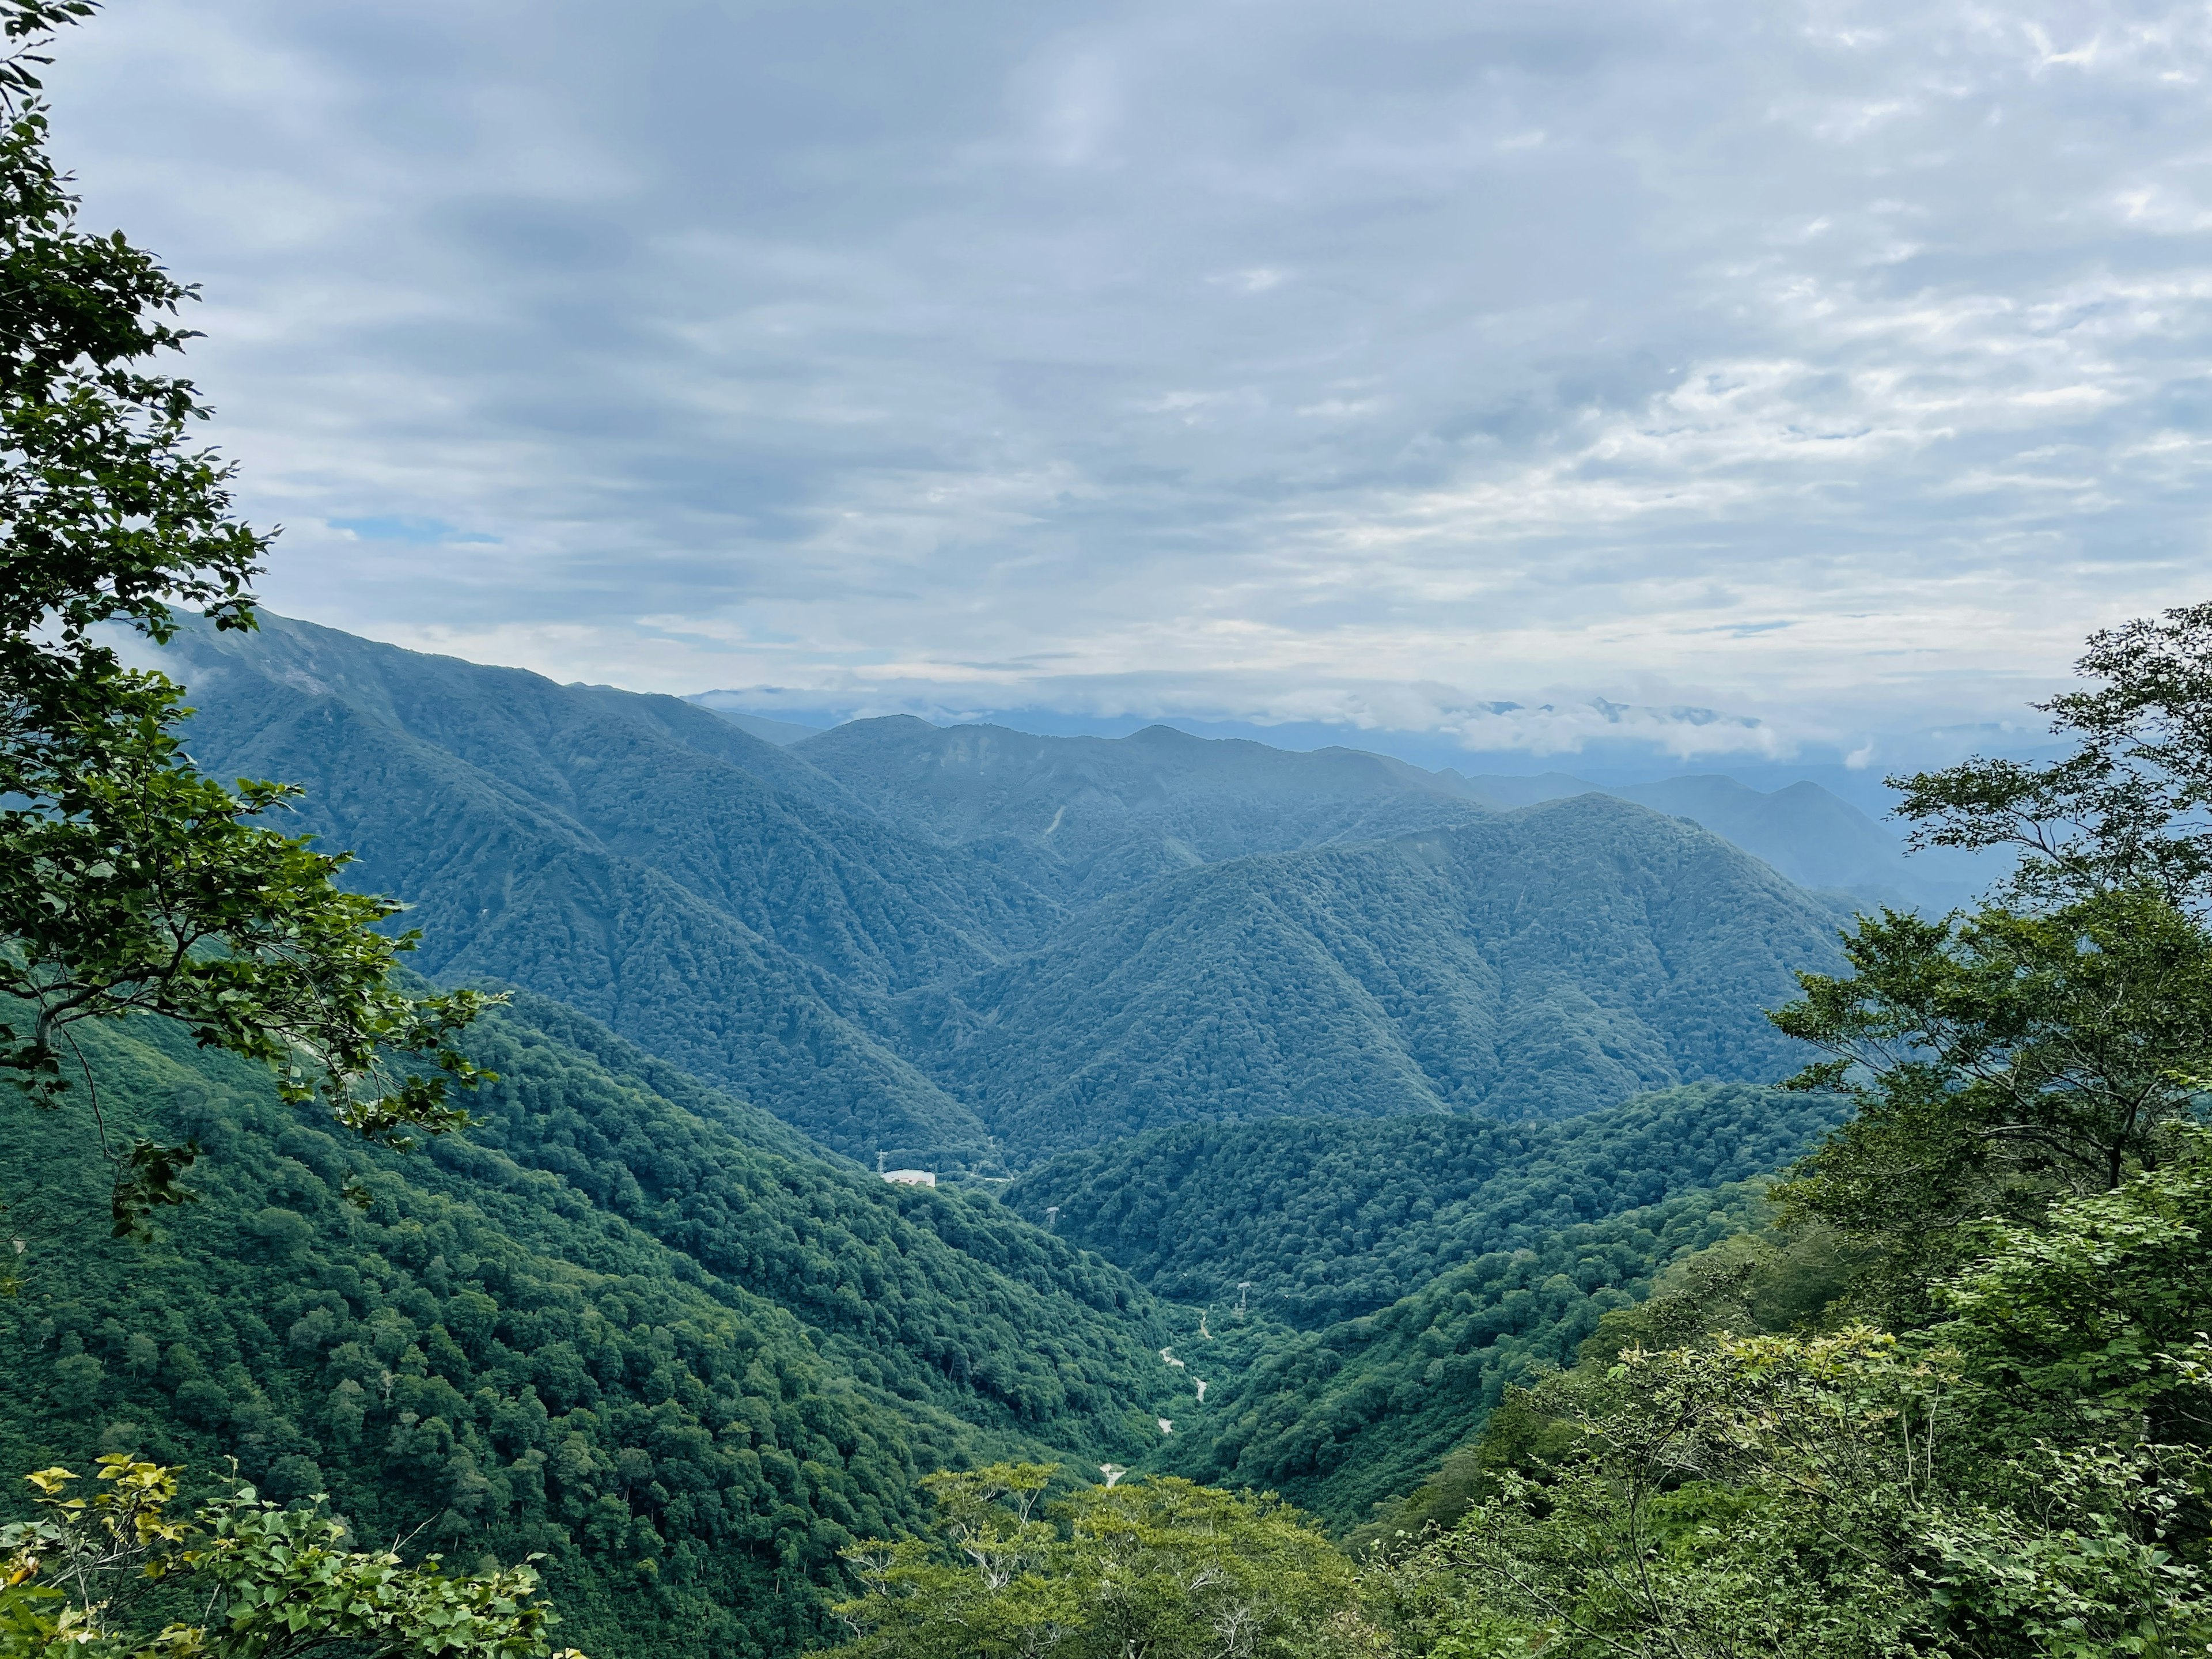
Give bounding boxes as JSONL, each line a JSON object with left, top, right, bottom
{"left": 42, "top": 0, "right": 2212, "bottom": 770}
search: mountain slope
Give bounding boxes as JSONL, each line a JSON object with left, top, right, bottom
{"left": 151, "top": 615, "right": 1035, "bottom": 1167}
{"left": 1004, "top": 1083, "right": 1846, "bottom": 1327}
{"left": 902, "top": 800, "right": 1847, "bottom": 1160}
{"left": 0, "top": 993, "right": 1179, "bottom": 1658}
{"left": 1162, "top": 1185, "right": 1773, "bottom": 1529}
{"left": 168, "top": 617, "right": 1055, "bottom": 991}
{"left": 1448, "top": 770, "right": 1984, "bottom": 908}
{"left": 791, "top": 718, "right": 1488, "bottom": 903}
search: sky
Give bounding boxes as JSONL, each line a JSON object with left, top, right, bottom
{"left": 40, "top": 0, "right": 2212, "bottom": 774}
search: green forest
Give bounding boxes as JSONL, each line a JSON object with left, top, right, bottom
{"left": 1005, "top": 1082, "right": 1845, "bottom": 1324}
{"left": 0, "top": 991, "right": 1192, "bottom": 1657}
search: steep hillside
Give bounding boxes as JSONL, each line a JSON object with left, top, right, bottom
{"left": 1004, "top": 1083, "right": 1846, "bottom": 1327}
{"left": 1158, "top": 1185, "right": 1774, "bottom": 1529}
{"left": 139, "top": 618, "right": 1852, "bottom": 1171}
{"left": 152, "top": 615, "right": 1033, "bottom": 1168}
{"left": 904, "top": 800, "right": 1847, "bottom": 1160}
{"left": 0, "top": 994, "right": 1178, "bottom": 1659}
{"left": 791, "top": 718, "right": 1487, "bottom": 902}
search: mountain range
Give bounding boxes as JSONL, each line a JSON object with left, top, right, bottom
{"left": 153, "top": 613, "right": 1864, "bottom": 1170}
{"left": 701, "top": 698, "right": 1988, "bottom": 911}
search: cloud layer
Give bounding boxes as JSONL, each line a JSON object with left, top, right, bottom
{"left": 43, "top": 0, "right": 2212, "bottom": 760}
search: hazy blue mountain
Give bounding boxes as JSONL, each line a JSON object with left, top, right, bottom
{"left": 0, "top": 991, "right": 1179, "bottom": 1659}
{"left": 1003, "top": 1083, "right": 1845, "bottom": 1327}
{"left": 793, "top": 717, "right": 1489, "bottom": 902}
{"left": 791, "top": 715, "right": 1979, "bottom": 910}
{"left": 1445, "top": 769, "right": 1986, "bottom": 908}
{"left": 688, "top": 699, "right": 828, "bottom": 746}
{"left": 898, "top": 800, "right": 1847, "bottom": 1160}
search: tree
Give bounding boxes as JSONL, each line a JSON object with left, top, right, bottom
{"left": 1770, "top": 602, "right": 2212, "bottom": 1293}
{"left": 1770, "top": 887, "right": 2212, "bottom": 1291}
{"left": 0, "top": 1455, "right": 583, "bottom": 1659}
{"left": 828, "top": 1464, "right": 1373, "bottom": 1659}
{"left": 0, "top": 0, "right": 497, "bottom": 1234}
{"left": 1892, "top": 601, "right": 2212, "bottom": 911}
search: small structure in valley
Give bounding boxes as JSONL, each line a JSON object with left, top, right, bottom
{"left": 882, "top": 1169, "right": 937, "bottom": 1187}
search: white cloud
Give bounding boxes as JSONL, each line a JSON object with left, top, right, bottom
{"left": 36, "top": 0, "right": 2212, "bottom": 762}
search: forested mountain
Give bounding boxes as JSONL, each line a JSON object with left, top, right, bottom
{"left": 1450, "top": 769, "right": 1983, "bottom": 908}
{"left": 780, "top": 714, "right": 1978, "bottom": 910}
{"left": 1004, "top": 1084, "right": 1846, "bottom": 1326}
{"left": 1154, "top": 1185, "right": 1775, "bottom": 1528}
{"left": 156, "top": 614, "right": 1035, "bottom": 1168}
{"left": 790, "top": 717, "right": 1487, "bottom": 903}
{"left": 0, "top": 990, "right": 1182, "bottom": 1659}
{"left": 902, "top": 804, "right": 1847, "bottom": 1158}
{"left": 144, "top": 616, "right": 1851, "bottom": 1171}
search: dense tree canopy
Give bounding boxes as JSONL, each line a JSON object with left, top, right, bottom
{"left": 825, "top": 1464, "right": 1373, "bottom": 1659}
{"left": 0, "top": 991, "right": 1184, "bottom": 1659}
{"left": 1008, "top": 1084, "right": 1843, "bottom": 1327}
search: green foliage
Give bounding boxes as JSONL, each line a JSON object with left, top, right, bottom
{"left": 825, "top": 1463, "right": 1373, "bottom": 1659}
{"left": 1377, "top": 1190, "right": 2212, "bottom": 1658}
{"left": 0, "top": 1455, "right": 575, "bottom": 1659}
{"left": 912, "top": 802, "right": 1847, "bottom": 1158}
{"left": 1007, "top": 1084, "right": 1843, "bottom": 1327}
{"left": 1164, "top": 1185, "right": 1774, "bottom": 1529}
{"left": 1349, "top": 1222, "right": 1862, "bottom": 1552}
{"left": 1892, "top": 601, "right": 2212, "bottom": 908}
{"left": 1772, "top": 887, "right": 2212, "bottom": 1301}
{"left": 0, "top": 994, "right": 1182, "bottom": 1659}
{"left": 0, "top": 0, "right": 491, "bottom": 1230}
{"left": 1936, "top": 1127, "right": 2212, "bottom": 1447}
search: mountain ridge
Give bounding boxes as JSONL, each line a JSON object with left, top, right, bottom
{"left": 148, "top": 614, "right": 1847, "bottom": 1169}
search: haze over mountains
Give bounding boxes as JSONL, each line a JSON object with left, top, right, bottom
{"left": 140, "top": 613, "right": 1910, "bottom": 1172}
